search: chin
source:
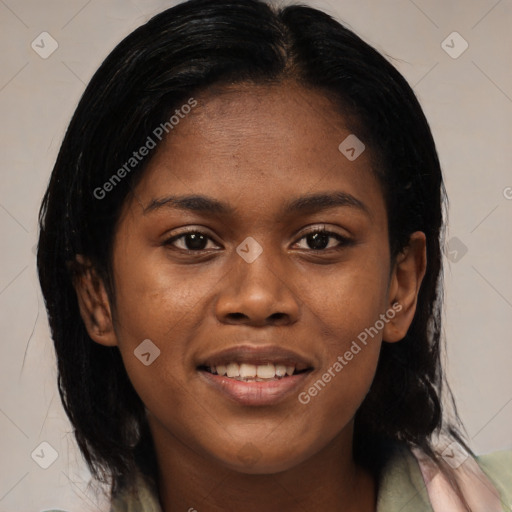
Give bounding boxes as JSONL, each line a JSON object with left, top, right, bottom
{"left": 217, "top": 444, "right": 307, "bottom": 475}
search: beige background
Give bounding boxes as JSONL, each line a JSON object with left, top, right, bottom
{"left": 1, "top": 0, "right": 511, "bottom": 510}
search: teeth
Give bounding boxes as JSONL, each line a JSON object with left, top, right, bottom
{"left": 239, "top": 363, "right": 257, "bottom": 378}
{"left": 208, "top": 362, "right": 299, "bottom": 380}
{"left": 275, "top": 364, "right": 287, "bottom": 377}
{"left": 216, "top": 364, "right": 227, "bottom": 376}
{"left": 256, "top": 363, "right": 275, "bottom": 379}
{"left": 226, "top": 363, "right": 239, "bottom": 378}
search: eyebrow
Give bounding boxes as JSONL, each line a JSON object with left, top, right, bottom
{"left": 142, "top": 191, "right": 370, "bottom": 217}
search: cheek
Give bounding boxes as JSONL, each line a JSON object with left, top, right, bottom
{"left": 111, "top": 248, "right": 213, "bottom": 344}
{"left": 296, "top": 248, "right": 389, "bottom": 419}
{"left": 297, "top": 323, "right": 382, "bottom": 448}
{"left": 307, "top": 248, "right": 390, "bottom": 346}
{"left": 108, "top": 251, "right": 212, "bottom": 402}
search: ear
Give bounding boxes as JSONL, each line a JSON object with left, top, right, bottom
{"left": 71, "top": 254, "right": 117, "bottom": 347}
{"left": 383, "top": 231, "right": 427, "bottom": 343}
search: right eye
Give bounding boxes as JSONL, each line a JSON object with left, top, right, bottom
{"left": 163, "top": 229, "right": 221, "bottom": 253}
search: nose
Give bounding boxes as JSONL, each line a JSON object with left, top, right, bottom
{"left": 214, "top": 244, "right": 301, "bottom": 327}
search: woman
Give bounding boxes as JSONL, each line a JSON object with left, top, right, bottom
{"left": 37, "top": 0, "right": 512, "bottom": 510}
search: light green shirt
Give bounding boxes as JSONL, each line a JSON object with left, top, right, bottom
{"left": 106, "top": 445, "right": 512, "bottom": 511}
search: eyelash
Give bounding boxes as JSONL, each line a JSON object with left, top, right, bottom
{"left": 163, "top": 226, "right": 352, "bottom": 254}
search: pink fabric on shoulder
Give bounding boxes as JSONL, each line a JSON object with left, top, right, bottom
{"left": 412, "top": 446, "right": 504, "bottom": 512}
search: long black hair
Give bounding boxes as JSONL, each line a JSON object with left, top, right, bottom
{"left": 37, "top": 0, "right": 471, "bottom": 500}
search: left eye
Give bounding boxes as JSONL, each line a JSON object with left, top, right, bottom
{"left": 293, "top": 229, "right": 350, "bottom": 251}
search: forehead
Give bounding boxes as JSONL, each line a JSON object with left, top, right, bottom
{"left": 127, "top": 81, "right": 385, "bottom": 223}
{"left": 174, "top": 81, "right": 361, "bottom": 161}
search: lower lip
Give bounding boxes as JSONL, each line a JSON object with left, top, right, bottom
{"left": 198, "top": 369, "right": 312, "bottom": 406}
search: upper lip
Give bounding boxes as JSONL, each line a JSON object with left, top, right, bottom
{"left": 198, "top": 344, "right": 314, "bottom": 371}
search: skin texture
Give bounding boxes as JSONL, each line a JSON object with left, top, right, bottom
{"left": 74, "top": 82, "right": 426, "bottom": 512}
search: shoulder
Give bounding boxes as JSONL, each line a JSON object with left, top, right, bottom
{"left": 476, "top": 448, "right": 512, "bottom": 475}
{"left": 412, "top": 443, "right": 512, "bottom": 512}
{"left": 376, "top": 442, "right": 512, "bottom": 512}
{"left": 475, "top": 448, "right": 512, "bottom": 506}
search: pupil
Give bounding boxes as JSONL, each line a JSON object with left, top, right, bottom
{"left": 308, "top": 232, "right": 329, "bottom": 250}
{"left": 186, "top": 233, "right": 207, "bottom": 250}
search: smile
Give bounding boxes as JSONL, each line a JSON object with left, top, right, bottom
{"left": 202, "top": 362, "right": 309, "bottom": 382}
{"left": 196, "top": 344, "right": 314, "bottom": 406}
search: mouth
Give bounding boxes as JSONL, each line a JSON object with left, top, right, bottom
{"left": 198, "top": 362, "right": 311, "bottom": 382}
{"left": 196, "top": 345, "right": 314, "bottom": 406}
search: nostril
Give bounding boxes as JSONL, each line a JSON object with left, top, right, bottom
{"left": 227, "top": 313, "right": 246, "bottom": 320}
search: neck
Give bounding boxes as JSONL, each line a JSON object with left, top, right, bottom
{"left": 147, "top": 416, "right": 376, "bottom": 512}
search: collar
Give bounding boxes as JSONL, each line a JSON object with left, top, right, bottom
{"left": 111, "top": 444, "right": 434, "bottom": 512}
{"left": 376, "top": 443, "right": 434, "bottom": 512}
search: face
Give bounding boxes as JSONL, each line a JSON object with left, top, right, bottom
{"left": 77, "top": 81, "right": 424, "bottom": 475}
